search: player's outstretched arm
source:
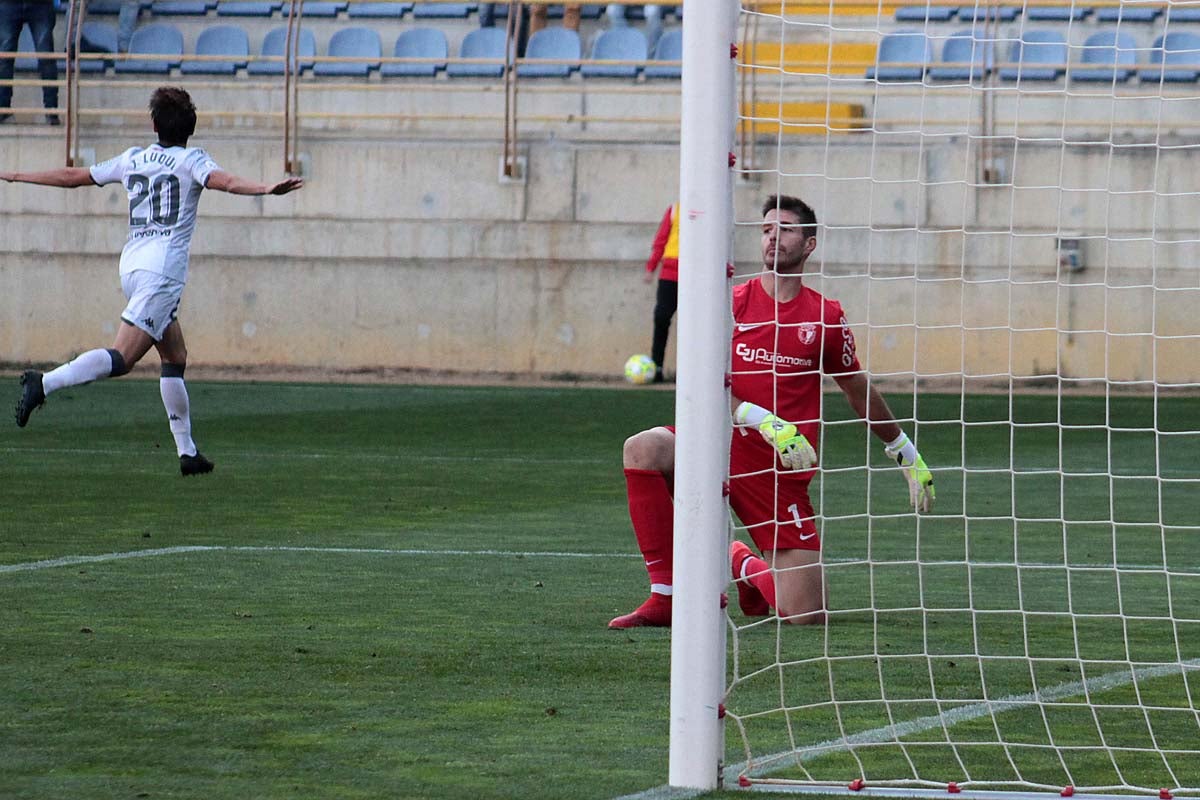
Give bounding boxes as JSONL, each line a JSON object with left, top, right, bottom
{"left": 205, "top": 170, "right": 304, "bottom": 196}
{"left": 834, "top": 372, "right": 935, "bottom": 512}
{"left": 0, "top": 167, "right": 96, "bottom": 188}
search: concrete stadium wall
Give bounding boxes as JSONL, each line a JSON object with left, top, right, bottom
{"left": 1, "top": 130, "right": 1197, "bottom": 383}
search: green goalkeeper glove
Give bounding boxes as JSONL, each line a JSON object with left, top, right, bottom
{"left": 734, "top": 401, "right": 817, "bottom": 471}
{"left": 757, "top": 416, "right": 817, "bottom": 471}
{"left": 884, "top": 432, "right": 935, "bottom": 513}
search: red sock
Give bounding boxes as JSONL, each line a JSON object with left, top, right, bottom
{"left": 624, "top": 468, "right": 674, "bottom": 588}
{"left": 739, "top": 553, "right": 777, "bottom": 610}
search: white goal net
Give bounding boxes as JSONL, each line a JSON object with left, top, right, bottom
{"left": 719, "top": 0, "right": 1200, "bottom": 795}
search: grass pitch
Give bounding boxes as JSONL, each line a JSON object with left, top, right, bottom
{"left": 1, "top": 378, "right": 1197, "bottom": 799}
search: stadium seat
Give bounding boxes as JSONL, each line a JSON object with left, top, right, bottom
{"left": 445, "top": 26, "right": 508, "bottom": 77}
{"left": 1027, "top": 4, "right": 1090, "bottom": 20}
{"left": 581, "top": 26, "right": 647, "bottom": 78}
{"left": 517, "top": 27, "right": 580, "bottom": 77}
{"left": 180, "top": 23, "right": 250, "bottom": 73}
{"left": 1095, "top": 4, "right": 1161, "bottom": 22}
{"left": 412, "top": 2, "right": 477, "bottom": 17}
{"left": 114, "top": 22, "right": 184, "bottom": 73}
{"left": 956, "top": 4, "right": 1019, "bottom": 22}
{"left": 643, "top": 28, "right": 681, "bottom": 78}
{"left": 283, "top": 1, "right": 348, "bottom": 15}
{"left": 1140, "top": 31, "right": 1200, "bottom": 83}
{"left": 380, "top": 26, "right": 447, "bottom": 76}
{"left": 151, "top": 0, "right": 217, "bottom": 14}
{"left": 998, "top": 30, "right": 1067, "bottom": 81}
{"left": 247, "top": 25, "right": 316, "bottom": 73}
{"left": 866, "top": 30, "right": 931, "bottom": 81}
{"left": 15, "top": 27, "right": 44, "bottom": 72}
{"left": 85, "top": 0, "right": 145, "bottom": 13}
{"left": 895, "top": 5, "right": 958, "bottom": 22}
{"left": 75, "top": 21, "right": 120, "bottom": 72}
{"left": 216, "top": 0, "right": 283, "bottom": 16}
{"left": 1071, "top": 30, "right": 1137, "bottom": 81}
{"left": 927, "top": 29, "right": 993, "bottom": 80}
{"left": 313, "top": 26, "right": 381, "bottom": 75}
{"left": 1165, "top": 6, "right": 1200, "bottom": 22}
{"left": 348, "top": 1, "right": 414, "bottom": 16}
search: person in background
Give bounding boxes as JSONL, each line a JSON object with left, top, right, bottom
{"left": 641, "top": 201, "right": 680, "bottom": 384}
{"left": 0, "top": 0, "right": 60, "bottom": 124}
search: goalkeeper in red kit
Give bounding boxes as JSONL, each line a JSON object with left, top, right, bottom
{"left": 609, "top": 194, "right": 935, "bottom": 629}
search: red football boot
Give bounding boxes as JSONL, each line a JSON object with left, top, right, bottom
{"left": 730, "top": 540, "right": 771, "bottom": 618}
{"left": 608, "top": 593, "right": 672, "bottom": 629}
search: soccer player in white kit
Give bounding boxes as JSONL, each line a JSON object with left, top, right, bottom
{"left": 2, "top": 87, "right": 303, "bottom": 475}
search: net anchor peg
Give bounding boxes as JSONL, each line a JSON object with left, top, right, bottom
{"left": 849, "top": 778, "right": 866, "bottom": 791}
{"left": 730, "top": 43, "right": 738, "bottom": 58}
{"left": 947, "top": 783, "right": 962, "bottom": 794}
{"left": 1159, "top": 790, "right": 1173, "bottom": 799}
{"left": 1060, "top": 786, "right": 1074, "bottom": 797}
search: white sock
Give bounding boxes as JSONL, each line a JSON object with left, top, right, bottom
{"left": 160, "top": 376, "right": 197, "bottom": 457}
{"left": 41, "top": 349, "right": 114, "bottom": 396}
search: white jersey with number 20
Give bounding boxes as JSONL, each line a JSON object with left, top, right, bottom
{"left": 89, "top": 144, "right": 220, "bottom": 285}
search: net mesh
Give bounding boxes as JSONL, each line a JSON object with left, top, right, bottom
{"left": 725, "top": 0, "right": 1200, "bottom": 793}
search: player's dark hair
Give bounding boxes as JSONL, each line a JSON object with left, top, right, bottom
{"left": 762, "top": 194, "right": 818, "bottom": 239}
{"left": 150, "top": 86, "right": 197, "bottom": 145}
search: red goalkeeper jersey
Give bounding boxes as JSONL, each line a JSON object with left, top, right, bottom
{"left": 730, "top": 278, "right": 862, "bottom": 452}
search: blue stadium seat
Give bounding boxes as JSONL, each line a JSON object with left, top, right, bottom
{"left": 867, "top": 30, "right": 931, "bottom": 81}
{"left": 313, "top": 26, "right": 381, "bottom": 75}
{"left": 1095, "top": 4, "right": 1161, "bottom": 22}
{"left": 283, "top": 1, "right": 348, "bottom": 15}
{"left": 998, "top": 30, "right": 1067, "bottom": 80}
{"left": 895, "top": 5, "right": 958, "bottom": 21}
{"left": 216, "top": 0, "right": 283, "bottom": 15}
{"left": 412, "top": 2, "right": 476, "bottom": 17}
{"left": 581, "top": 26, "right": 646, "bottom": 78}
{"left": 247, "top": 25, "right": 316, "bottom": 73}
{"left": 1165, "top": 6, "right": 1200, "bottom": 22}
{"left": 15, "top": 27, "right": 45, "bottom": 72}
{"left": 180, "top": 23, "right": 250, "bottom": 73}
{"left": 956, "top": 4, "right": 1019, "bottom": 22}
{"left": 380, "top": 26, "right": 447, "bottom": 75}
{"left": 85, "top": 0, "right": 147, "bottom": 13}
{"left": 114, "top": 22, "right": 184, "bottom": 73}
{"left": 75, "top": 21, "right": 119, "bottom": 72}
{"left": 517, "top": 27, "right": 580, "bottom": 77}
{"left": 927, "top": 29, "right": 993, "bottom": 80}
{"left": 1071, "top": 30, "right": 1137, "bottom": 81}
{"left": 1140, "top": 31, "right": 1200, "bottom": 82}
{"left": 446, "top": 26, "right": 508, "bottom": 76}
{"left": 348, "top": 1, "right": 413, "bottom": 16}
{"left": 1027, "top": 5, "right": 1090, "bottom": 20}
{"left": 643, "top": 28, "right": 681, "bottom": 78}
{"left": 151, "top": 0, "right": 216, "bottom": 14}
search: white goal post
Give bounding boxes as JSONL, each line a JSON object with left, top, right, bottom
{"left": 671, "top": 0, "right": 1200, "bottom": 794}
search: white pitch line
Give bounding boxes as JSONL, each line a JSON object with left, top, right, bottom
{"left": 0, "top": 545, "right": 640, "bottom": 574}
{"left": 0, "top": 445, "right": 609, "bottom": 465}
{"left": 615, "top": 661, "right": 1200, "bottom": 800}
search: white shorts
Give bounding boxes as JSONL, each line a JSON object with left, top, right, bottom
{"left": 120, "top": 270, "right": 184, "bottom": 342}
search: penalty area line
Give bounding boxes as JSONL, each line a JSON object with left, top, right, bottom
{"left": 0, "top": 545, "right": 640, "bottom": 575}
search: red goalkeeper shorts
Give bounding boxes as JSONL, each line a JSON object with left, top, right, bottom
{"left": 728, "top": 428, "right": 820, "bottom": 553}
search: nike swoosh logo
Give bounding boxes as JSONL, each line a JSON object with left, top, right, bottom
{"left": 798, "top": 532, "right": 816, "bottom": 541}
{"left": 735, "top": 323, "right": 765, "bottom": 332}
